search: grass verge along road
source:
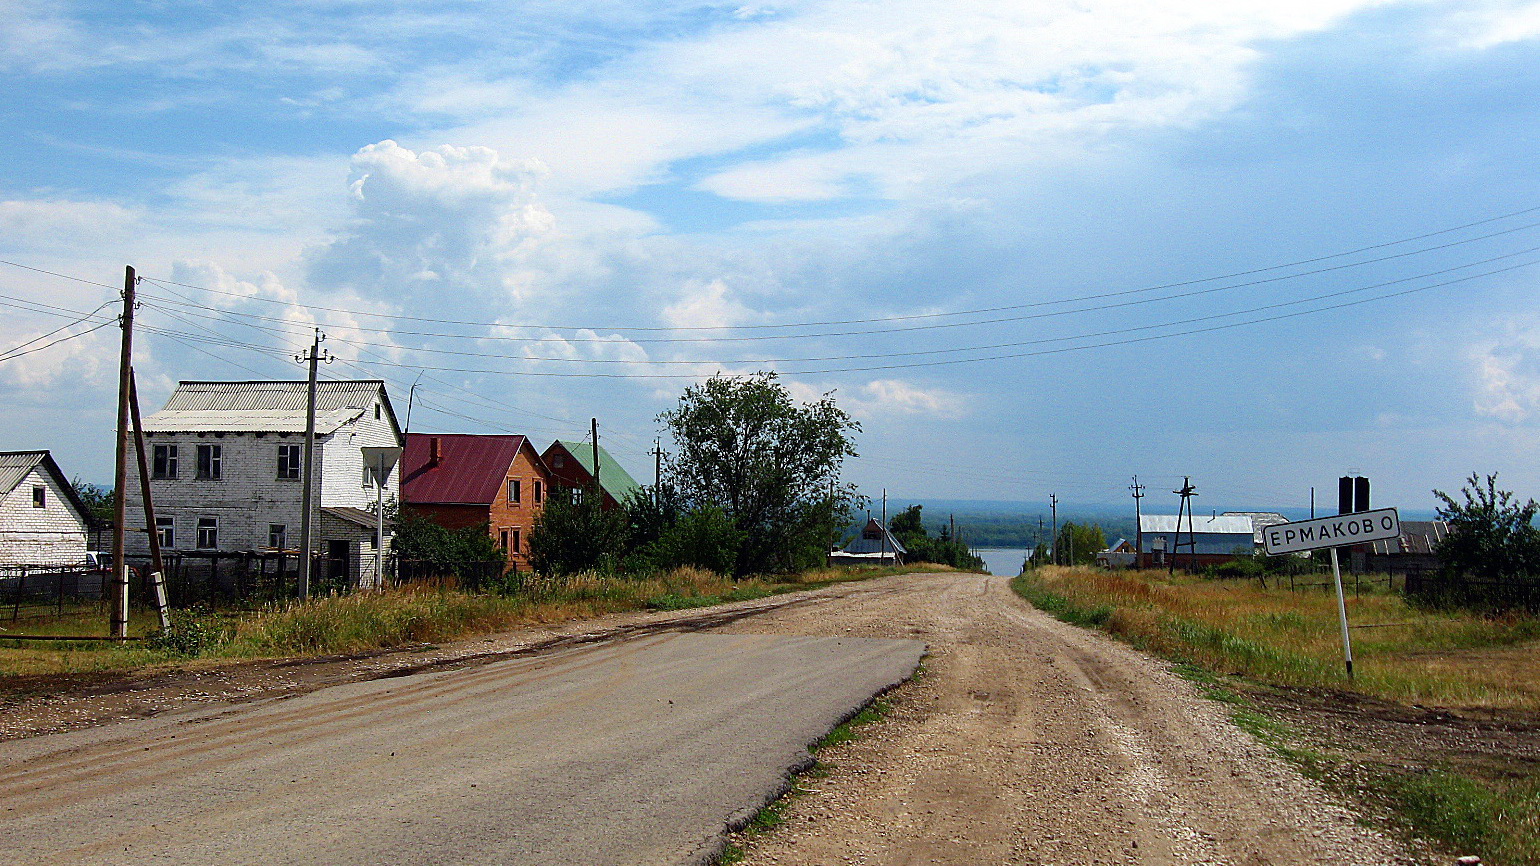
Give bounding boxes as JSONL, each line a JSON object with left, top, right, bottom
{"left": 1014, "top": 565, "right": 1540, "bottom": 866}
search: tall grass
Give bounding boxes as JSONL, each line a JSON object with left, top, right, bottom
{"left": 0, "top": 563, "right": 914, "bottom": 677}
{"left": 1014, "top": 566, "right": 1540, "bottom": 708}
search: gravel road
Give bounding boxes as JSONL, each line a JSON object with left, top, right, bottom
{"left": 2, "top": 572, "right": 1420, "bottom": 865}
{"left": 0, "top": 632, "right": 922, "bottom": 865}
{"left": 715, "top": 573, "right": 1419, "bottom": 866}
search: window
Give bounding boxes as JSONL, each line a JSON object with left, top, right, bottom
{"left": 32, "top": 486, "right": 45, "bottom": 508}
{"left": 552, "top": 455, "right": 565, "bottom": 469}
{"left": 507, "top": 479, "right": 521, "bottom": 504}
{"left": 534, "top": 480, "right": 543, "bottom": 503}
{"left": 152, "top": 444, "right": 178, "bottom": 479}
{"left": 156, "top": 517, "right": 175, "bottom": 549}
{"left": 196, "top": 444, "right": 222, "bottom": 480}
{"left": 277, "top": 444, "right": 301, "bottom": 480}
{"left": 512, "top": 528, "right": 521, "bottom": 553}
{"left": 362, "top": 464, "right": 374, "bottom": 489}
{"left": 375, "top": 404, "right": 382, "bottom": 420}
{"left": 269, "top": 524, "right": 287, "bottom": 549}
{"left": 571, "top": 487, "right": 583, "bottom": 505}
{"left": 499, "top": 529, "right": 510, "bottom": 551}
{"left": 196, "top": 518, "right": 218, "bottom": 550}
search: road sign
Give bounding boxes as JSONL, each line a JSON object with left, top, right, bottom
{"left": 1262, "top": 508, "right": 1401, "bottom": 555}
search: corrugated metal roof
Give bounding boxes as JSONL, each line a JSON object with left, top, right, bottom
{"left": 843, "top": 518, "right": 908, "bottom": 555}
{"left": 1370, "top": 520, "right": 1450, "bottom": 555}
{"left": 0, "top": 450, "right": 93, "bottom": 522}
{"left": 548, "top": 440, "right": 641, "bottom": 504}
{"left": 1140, "top": 514, "right": 1255, "bottom": 535}
{"left": 0, "top": 451, "right": 47, "bottom": 495}
{"left": 401, "top": 434, "right": 531, "bottom": 505}
{"left": 322, "top": 506, "right": 389, "bottom": 529}
{"left": 144, "top": 380, "right": 389, "bottom": 434}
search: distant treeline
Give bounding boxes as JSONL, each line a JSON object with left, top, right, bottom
{"left": 915, "top": 512, "right": 1137, "bottom": 549}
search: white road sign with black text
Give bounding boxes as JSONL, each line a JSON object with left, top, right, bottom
{"left": 1262, "top": 508, "right": 1401, "bottom": 555}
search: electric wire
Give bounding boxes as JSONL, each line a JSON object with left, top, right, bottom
{"left": 116, "top": 204, "right": 1540, "bottom": 332}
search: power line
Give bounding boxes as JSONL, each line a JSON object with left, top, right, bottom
{"left": 137, "top": 245, "right": 1540, "bottom": 367}
{"left": 0, "top": 319, "right": 117, "bottom": 363}
{"left": 109, "top": 204, "right": 1540, "bottom": 332}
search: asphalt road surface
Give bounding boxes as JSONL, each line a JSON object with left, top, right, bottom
{"left": 0, "top": 631, "right": 923, "bottom": 866}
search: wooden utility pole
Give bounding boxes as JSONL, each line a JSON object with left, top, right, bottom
{"left": 296, "top": 329, "right": 329, "bottom": 599}
{"left": 109, "top": 266, "right": 136, "bottom": 639}
{"left": 128, "top": 370, "right": 170, "bottom": 630}
{"left": 1049, "top": 493, "right": 1059, "bottom": 566}
{"left": 590, "top": 418, "right": 601, "bottom": 501}
{"left": 651, "top": 438, "right": 663, "bottom": 505}
{"left": 1131, "top": 476, "right": 1145, "bottom": 569}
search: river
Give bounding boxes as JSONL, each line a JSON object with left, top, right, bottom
{"left": 974, "top": 547, "right": 1031, "bottom": 577}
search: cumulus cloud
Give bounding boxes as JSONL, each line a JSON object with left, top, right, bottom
{"left": 662, "top": 279, "right": 760, "bottom": 329}
{"left": 1472, "top": 320, "right": 1540, "bottom": 423}
{"left": 307, "top": 140, "right": 556, "bottom": 307}
{"left": 0, "top": 199, "right": 140, "bottom": 248}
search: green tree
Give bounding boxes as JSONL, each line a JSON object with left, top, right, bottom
{"left": 887, "top": 503, "right": 985, "bottom": 571}
{"left": 1433, "top": 473, "right": 1540, "bottom": 581}
{"left": 527, "top": 482, "right": 629, "bottom": 576}
{"left": 1054, "top": 522, "right": 1107, "bottom": 566}
{"left": 660, "top": 373, "right": 861, "bottom": 576}
{"left": 392, "top": 511, "right": 505, "bottom": 584}
{"left": 71, "top": 477, "right": 113, "bottom": 524}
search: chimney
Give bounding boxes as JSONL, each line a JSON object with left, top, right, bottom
{"left": 430, "top": 436, "right": 442, "bottom": 465}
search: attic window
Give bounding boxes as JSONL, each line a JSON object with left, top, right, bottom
{"left": 32, "top": 486, "right": 46, "bottom": 508}
{"left": 375, "top": 404, "right": 381, "bottom": 420}
{"left": 553, "top": 455, "right": 565, "bottom": 469}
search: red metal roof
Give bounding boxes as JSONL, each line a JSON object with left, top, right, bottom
{"left": 401, "top": 433, "right": 529, "bottom": 505}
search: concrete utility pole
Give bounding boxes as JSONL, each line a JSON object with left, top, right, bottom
{"left": 880, "top": 488, "right": 889, "bottom": 565}
{"left": 296, "top": 329, "right": 330, "bottom": 599}
{"left": 1049, "top": 493, "right": 1058, "bottom": 566}
{"left": 109, "top": 266, "right": 136, "bottom": 639}
{"left": 651, "top": 438, "right": 663, "bottom": 505}
{"left": 1131, "top": 476, "right": 1145, "bottom": 569}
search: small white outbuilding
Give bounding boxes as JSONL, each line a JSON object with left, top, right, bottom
{"left": 0, "top": 451, "right": 94, "bottom": 567}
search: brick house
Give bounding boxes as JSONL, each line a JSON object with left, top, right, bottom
{"left": 540, "top": 440, "right": 641, "bottom": 510}
{"left": 0, "top": 451, "right": 94, "bottom": 566}
{"left": 124, "top": 380, "right": 403, "bottom": 587}
{"left": 400, "top": 434, "right": 553, "bottom": 569}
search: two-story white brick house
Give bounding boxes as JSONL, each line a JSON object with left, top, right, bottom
{"left": 124, "top": 380, "right": 403, "bottom": 587}
{"left": 0, "top": 451, "right": 94, "bottom": 567}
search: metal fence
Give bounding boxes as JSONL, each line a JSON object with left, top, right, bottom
{"left": 386, "top": 558, "right": 509, "bottom": 593}
{"left": 1, "top": 564, "right": 108, "bottom": 620}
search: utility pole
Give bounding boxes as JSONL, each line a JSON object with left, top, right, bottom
{"left": 1049, "top": 493, "right": 1059, "bottom": 566}
{"left": 296, "top": 328, "right": 331, "bottom": 599}
{"left": 650, "top": 438, "right": 663, "bottom": 506}
{"left": 880, "top": 488, "right": 889, "bottom": 565}
{"left": 1131, "top": 476, "right": 1145, "bottom": 569}
{"left": 109, "top": 266, "right": 136, "bottom": 639}
{"left": 1172, "top": 477, "right": 1197, "bottom": 575}
{"left": 128, "top": 370, "right": 170, "bottom": 630}
{"left": 590, "top": 418, "right": 601, "bottom": 501}
{"left": 1310, "top": 486, "right": 1316, "bottom": 519}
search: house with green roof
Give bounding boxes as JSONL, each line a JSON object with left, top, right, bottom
{"left": 540, "top": 440, "right": 641, "bottom": 510}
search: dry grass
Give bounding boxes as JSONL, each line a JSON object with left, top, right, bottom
{"left": 0, "top": 563, "right": 920, "bottom": 678}
{"left": 1016, "top": 566, "right": 1540, "bottom": 709}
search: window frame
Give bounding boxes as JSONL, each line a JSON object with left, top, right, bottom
{"left": 195, "top": 444, "right": 222, "bottom": 480}
{"left": 533, "top": 480, "right": 543, "bottom": 503}
{"left": 152, "top": 443, "right": 178, "bottom": 480}
{"left": 156, "top": 517, "right": 175, "bottom": 549}
{"left": 196, "top": 517, "right": 218, "bottom": 550}
{"left": 32, "top": 486, "right": 46, "bottom": 508}
{"left": 277, "top": 444, "right": 301, "bottom": 480}
{"left": 507, "top": 478, "right": 521, "bottom": 504}
{"left": 268, "top": 524, "right": 287, "bottom": 549}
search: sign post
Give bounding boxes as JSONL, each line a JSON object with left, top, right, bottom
{"left": 1262, "top": 508, "right": 1401, "bottom": 680}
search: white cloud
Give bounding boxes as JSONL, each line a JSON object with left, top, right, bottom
{"left": 1472, "top": 321, "right": 1540, "bottom": 423}
{"left": 1449, "top": 1, "right": 1540, "bottom": 49}
{"left": 0, "top": 199, "right": 140, "bottom": 248}
{"left": 662, "top": 279, "right": 760, "bottom": 329}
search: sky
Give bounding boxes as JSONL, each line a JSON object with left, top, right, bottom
{"left": 2, "top": 0, "right": 1540, "bottom": 515}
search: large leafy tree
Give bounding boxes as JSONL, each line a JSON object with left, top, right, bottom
{"left": 1433, "top": 473, "right": 1540, "bottom": 581}
{"left": 661, "top": 373, "right": 861, "bottom": 576}
{"left": 527, "top": 482, "right": 629, "bottom": 576}
{"left": 1054, "top": 522, "right": 1107, "bottom": 566}
{"left": 888, "top": 504, "right": 985, "bottom": 570}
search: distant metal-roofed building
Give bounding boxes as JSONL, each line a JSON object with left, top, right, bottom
{"left": 125, "top": 380, "right": 403, "bottom": 588}
{"left": 1360, "top": 519, "right": 1450, "bottom": 576}
{"left": 1138, "top": 513, "right": 1256, "bottom": 568}
{"left": 835, "top": 517, "right": 906, "bottom": 564}
{"left": 401, "top": 433, "right": 553, "bottom": 569}
{"left": 541, "top": 440, "right": 642, "bottom": 510}
{"left": 0, "top": 450, "right": 94, "bottom": 566}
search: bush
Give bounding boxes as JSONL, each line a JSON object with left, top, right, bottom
{"left": 147, "top": 607, "right": 222, "bottom": 656}
{"left": 645, "top": 505, "right": 744, "bottom": 575}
